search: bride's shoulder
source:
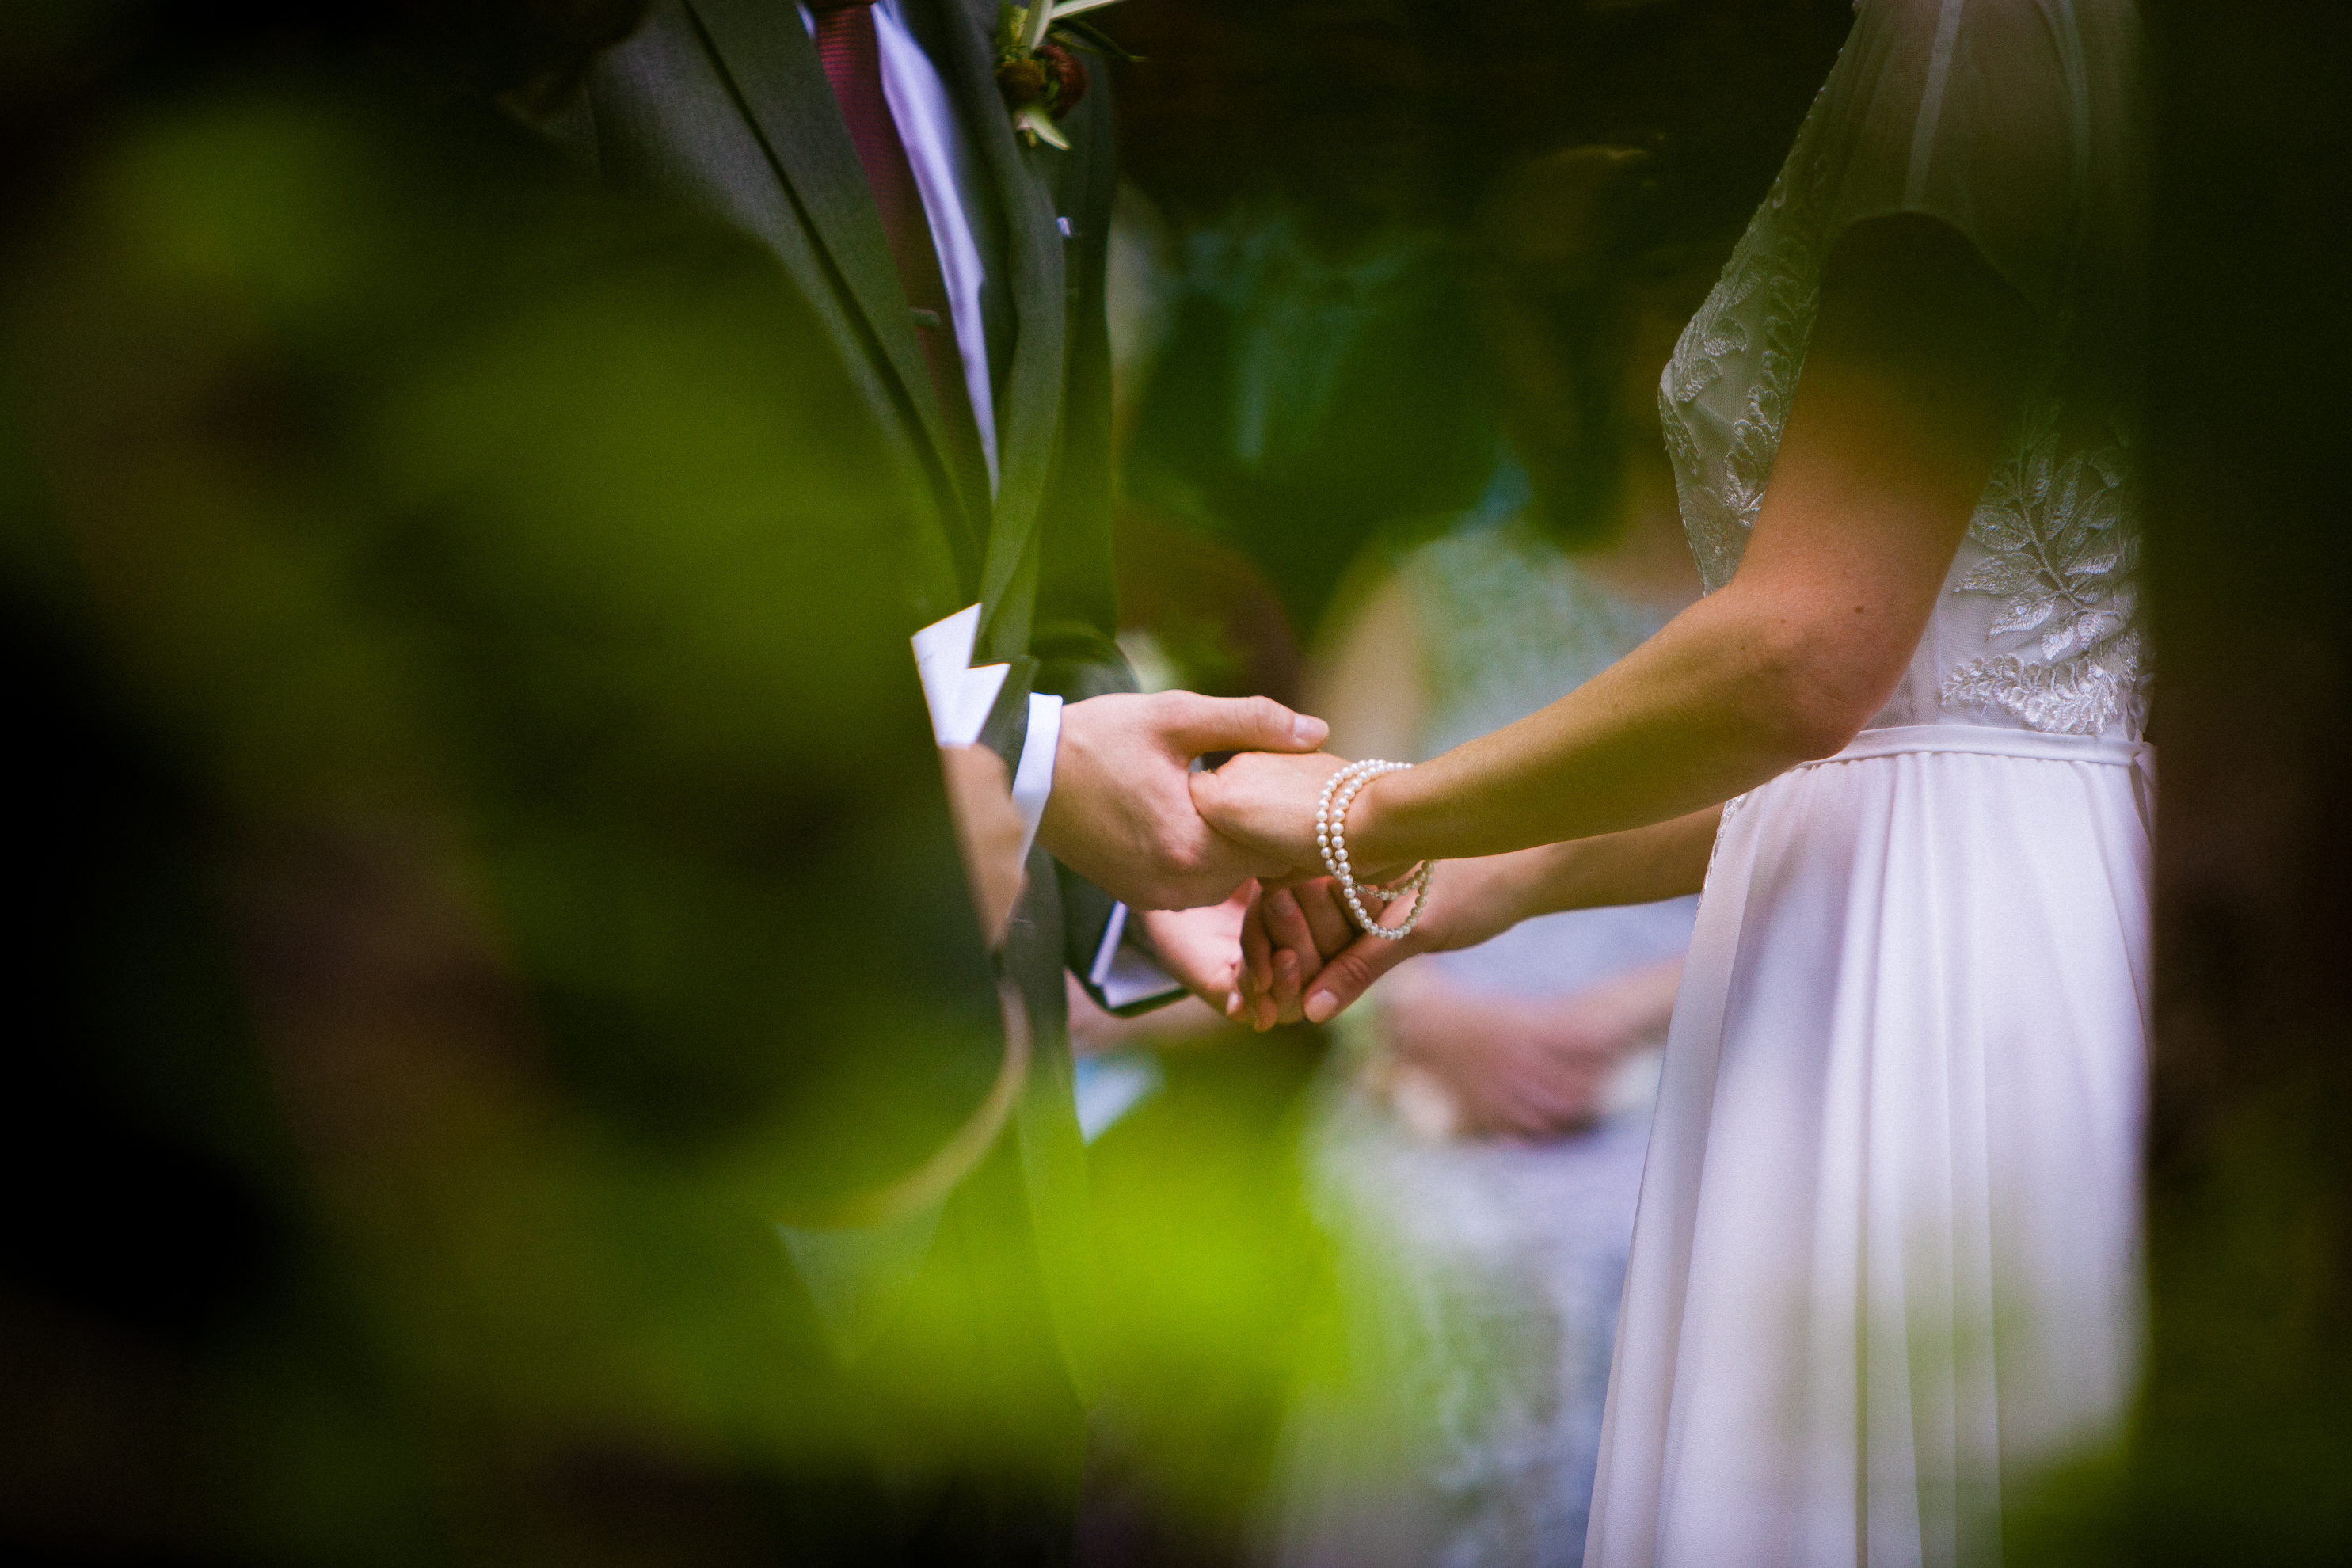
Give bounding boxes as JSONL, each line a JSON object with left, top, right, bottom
{"left": 1807, "top": 0, "right": 2145, "bottom": 318}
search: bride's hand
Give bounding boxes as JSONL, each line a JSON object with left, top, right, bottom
{"left": 1234, "top": 876, "right": 1428, "bottom": 1029}
{"left": 1232, "top": 877, "right": 1357, "bottom": 1030}
{"left": 1232, "top": 858, "right": 1524, "bottom": 1030}
{"left": 1189, "top": 750, "right": 1410, "bottom": 888}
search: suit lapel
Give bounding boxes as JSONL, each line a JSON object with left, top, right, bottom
{"left": 933, "top": 0, "right": 1068, "bottom": 650}
{"left": 683, "top": 0, "right": 987, "bottom": 568}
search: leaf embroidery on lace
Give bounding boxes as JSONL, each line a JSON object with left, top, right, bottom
{"left": 1657, "top": 82, "right": 2149, "bottom": 736}
{"left": 1942, "top": 635, "right": 2145, "bottom": 735}
{"left": 1942, "top": 397, "right": 2148, "bottom": 734}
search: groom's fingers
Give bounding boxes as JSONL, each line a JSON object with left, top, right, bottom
{"left": 1158, "top": 692, "right": 1329, "bottom": 756}
{"left": 1261, "top": 886, "right": 1334, "bottom": 1026}
{"left": 1296, "top": 879, "right": 1355, "bottom": 963}
{"left": 1240, "top": 885, "right": 1276, "bottom": 994}
{"left": 1239, "top": 888, "right": 1292, "bottom": 1033}
{"left": 1302, "top": 931, "right": 1418, "bottom": 1025}
{"left": 1268, "top": 948, "right": 1303, "bottom": 1029}
{"left": 1261, "top": 887, "right": 1327, "bottom": 986}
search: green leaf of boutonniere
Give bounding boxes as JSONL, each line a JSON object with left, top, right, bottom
{"left": 1012, "top": 103, "right": 1070, "bottom": 150}
{"left": 1051, "top": 17, "right": 1144, "bottom": 63}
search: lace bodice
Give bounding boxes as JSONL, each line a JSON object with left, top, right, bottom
{"left": 1662, "top": 0, "right": 2150, "bottom": 738}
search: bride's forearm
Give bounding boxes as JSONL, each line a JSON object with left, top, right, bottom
{"left": 1513, "top": 808, "right": 1721, "bottom": 915}
{"left": 1352, "top": 588, "right": 1841, "bottom": 867}
{"left": 1478, "top": 807, "right": 1720, "bottom": 929}
{"left": 1345, "top": 219, "right": 2034, "bottom": 873}
{"left": 1414, "top": 809, "right": 1720, "bottom": 961}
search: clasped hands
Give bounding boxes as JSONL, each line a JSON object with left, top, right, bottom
{"left": 1031, "top": 691, "right": 1451, "bottom": 1028}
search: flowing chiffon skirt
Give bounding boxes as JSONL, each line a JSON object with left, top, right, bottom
{"left": 1584, "top": 725, "right": 2154, "bottom": 1568}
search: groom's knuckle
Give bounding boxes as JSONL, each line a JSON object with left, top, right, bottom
{"left": 1239, "top": 695, "right": 1284, "bottom": 739}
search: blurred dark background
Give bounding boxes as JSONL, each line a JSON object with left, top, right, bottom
{"left": 2008, "top": 3, "right": 2352, "bottom": 1564}
{"left": 1104, "top": 0, "right": 1852, "bottom": 649}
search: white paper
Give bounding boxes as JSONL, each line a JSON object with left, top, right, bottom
{"left": 912, "top": 605, "right": 1010, "bottom": 749}
{"left": 1088, "top": 902, "right": 1129, "bottom": 989}
{"left": 945, "top": 663, "right": 1010, "bottom": 748}
{"left": 912, "top": 604, "right": 982, "bottom": 744}
{"left": 1099, "top": 942, "right": 1186, "bottom": 1011}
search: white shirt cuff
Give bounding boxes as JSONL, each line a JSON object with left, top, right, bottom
{"left": 1010, "top": 692, "right": 1060, "bottom": 866}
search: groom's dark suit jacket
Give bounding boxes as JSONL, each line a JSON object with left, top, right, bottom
{"left": 555, "top": 0, "right": 1125, "bottom": 679}
{"left": 542, "top": 0, "right": 1132, "bottom": 1377}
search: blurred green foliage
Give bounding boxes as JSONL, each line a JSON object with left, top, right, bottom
{"left": 3, "top": 63, "right": 1033, "bottom": 1561}
{"left": 1077, "top": 1033, "right": 1338, "bottom": 1555}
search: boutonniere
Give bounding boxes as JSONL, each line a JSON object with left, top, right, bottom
{"left": 995, "top": 1, "right": 1140, "bottom": 151}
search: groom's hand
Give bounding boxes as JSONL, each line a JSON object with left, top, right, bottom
{"left": 1132, "top": 892, "right": 1254, "bottom": 1014}
{"left": 1041, "top": 691, "right": 1329, "bottom": 910}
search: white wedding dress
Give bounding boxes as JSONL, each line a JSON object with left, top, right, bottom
{"left": 1585, "top": 3, "right": 2152, "bottom": 1566}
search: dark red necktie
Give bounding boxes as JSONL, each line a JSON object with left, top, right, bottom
{"left": 808, "top": 1, "right": 993, "bottom": 515}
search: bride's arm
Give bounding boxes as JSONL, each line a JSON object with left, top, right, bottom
{"left": 1193, "top": 215, "right": 2039, "bottom": 873}
{"left": 1240, "top": 807, "right": 1722, "bottom": 1026}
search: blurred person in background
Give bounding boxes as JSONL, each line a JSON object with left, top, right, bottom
{"left": 1201, "top": 1, "right": 2155, "bottom": 1561}
{"left": 1262, "top": 143, "right": 1748, "bottom": 1568}
{"left": 1104, "top": 0, "right": 1852, "bottom": 657}
{"left": 1113, "top": 0, "right": 1503, "bottom": 641}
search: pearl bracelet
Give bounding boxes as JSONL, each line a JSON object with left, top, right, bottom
{"left": 1314, "top": 759, "right": 1435, "bottom": 942}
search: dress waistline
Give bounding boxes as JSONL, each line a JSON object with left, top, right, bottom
{"left": 1803, "top": 723, "right": 2153, "bottom": 770}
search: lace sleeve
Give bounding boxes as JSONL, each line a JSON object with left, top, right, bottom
{"left": 1813, "top": 0, "right": 2147, "bottom": 319}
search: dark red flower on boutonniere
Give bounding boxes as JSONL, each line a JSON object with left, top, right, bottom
{"left": 1038, "top": 41, "right": 1087, "bottom": 115}
{"left": 994, "top": 2, "right": 1137, "bottom": 150}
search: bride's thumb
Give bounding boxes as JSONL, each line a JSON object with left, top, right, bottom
{"left": 1303, "top": 935, "right": 1410, "bottom": 1025}
{"left": 1161, "top": 692, "right": 1327, "bottom": 755}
